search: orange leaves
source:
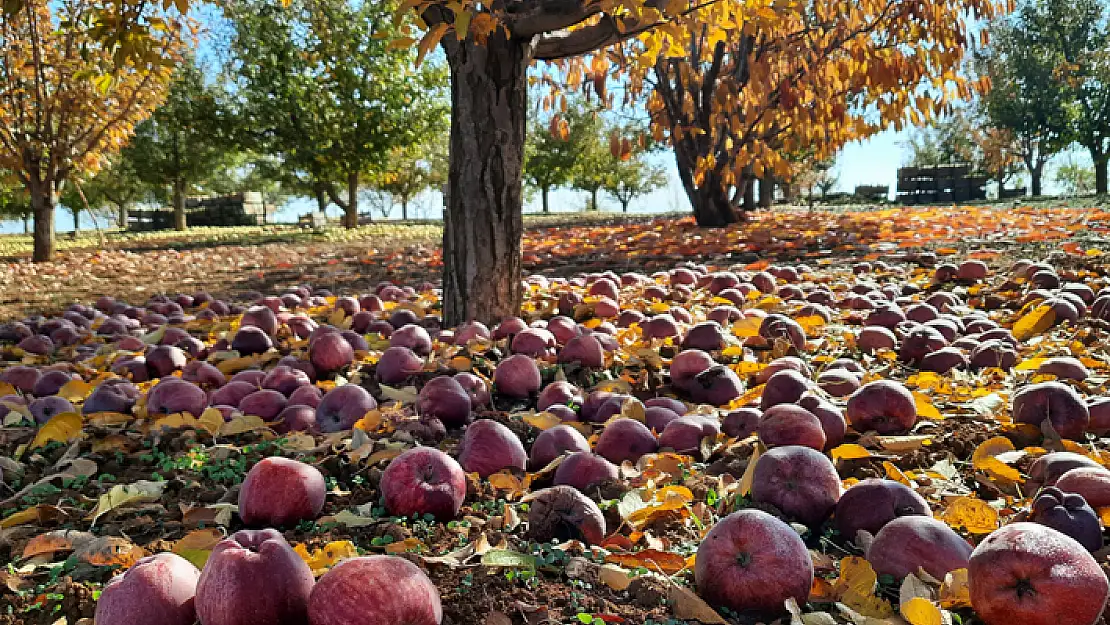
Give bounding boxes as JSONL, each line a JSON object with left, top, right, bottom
{"left": 605, "top": 549, "right": 688, "bottom": 575}
{"left": 971, "top": 437, "right": 1023, "bottom": 484}
{"left": 1012, "top": 304, "right": 1056, "bottom": 341}
{"left": 941, "top": 497, "right": 1000, "bottom": 535}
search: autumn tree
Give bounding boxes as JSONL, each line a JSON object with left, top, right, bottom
{"left": 224, "top": 0, "right": 447, "bottom": 229}
{"left": 524, "top": 117, "right": 583, "bottom": 214}
{"left": 0, "top": 0, "right": 182, "bottom": 261}
{"left": 633, "top": 0, "right": 1003, "bottom": 226}
{"left": 600, "top": 123, "right": 666, "bottom": 212}
{"left": 0, "top": 172, "right": 31, "bottom": 233}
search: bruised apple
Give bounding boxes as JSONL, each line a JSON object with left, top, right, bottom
{"left": 308, "top": 556, "right": 441, "bottom": 625}
{"left": 969, "top": 523, "right": 1109, "bottom": 625}
{"left": 694, "top": 509, "right": 813, "bottom": 615}
{"left": 526, "top": 485, "right": 606, "bottom": 544}
{"left": 1030, "top": 487, "right": 1102, "bottom": 552}
{"left": 381, "top": 447, "right": 466, "bottom": 521}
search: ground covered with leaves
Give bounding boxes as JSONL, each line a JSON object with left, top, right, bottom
{"left": 2, "top": 203, "right": 1110, "bottom": 625}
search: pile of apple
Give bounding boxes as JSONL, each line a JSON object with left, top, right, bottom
{"left": 3, "top": 254, "right": 1110, "bottom": 624}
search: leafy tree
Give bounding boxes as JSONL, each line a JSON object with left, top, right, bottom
{"left": 601, "top": 128, "right": 667, "bottom": 213}
{"left": 122, "top": 58, "right": 235, "bottom": 230}
{"left": 0, "top": 0, "right": 182, "bottom": 260}
{"left": 567, "top": 110, "right": 612, "bottom": 212}
{"left": 223, "top": 0, "right": 448, "bottom": 229}
{"left": 905, "top": 108, "right": 1024, "bottom": 195}
{"left": 1027, "top": 0, "right": 1110, "bottom": 194}
{"left": 0, "top": 172, "right": 31, "bottom": 233}
{"left": 373, "top": 136, "right": 448, "bottom": 220}
{"left": 1055, "top": 157, "right": 1096, "bottom": 196}
{"left": 978, "top": 9, "right": 1077, "bottom": 196}
{"left": 524, "top": 118, "right": 582, "bottom": 214}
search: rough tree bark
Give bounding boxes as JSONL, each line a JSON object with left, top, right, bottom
{"left": 118, "top": 204, "right": 128, "bottom": 231}
{"left": 758, "top": 177, "right": 773, "bottom": 208}
{"left": 28, "top": 177, "right": 56, "bottom": 262}
{"left": 440, "top": 32, "right": 531, "bottom": 326}
{"left": 345, "top": 172, "right": 359, "bottom": 229}
{"left": 172, "top": 178, "right": 186, "bottom": 230}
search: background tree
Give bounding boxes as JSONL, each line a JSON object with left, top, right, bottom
{"left": 224, "top": 0, "right": 448, "bottom": 229}
{"left": 0, "top": 172, "right": 31, "bottom": 233}
{"left": 1055, "top": 156, "right": 1096, "bottom": 196}
{"left": 372, "top": 135, "right": 449, "bottom": 220}
{"left": 122, "top": 58, "right": 231, "bottom": 230}
{"left": 601, "top": 125, "right": 667, "bottom": 212}
{"left": 0, "top": 0, "right": 182, "bottom": 261}
{"left": 1028, "top": 0, "right": 1110, "bottom": 194}
{"left": 82, "top": 155, "right": 149, "bottom": 230}
{"left": 978, "top": 9, "right": 1076, "bottom": 196}
{"left": 524, "top": 117, "right": 582, "bottom": 214}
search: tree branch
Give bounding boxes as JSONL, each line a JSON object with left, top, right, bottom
{"left": 505, "top": 0, "right": 602, "bottom": 38}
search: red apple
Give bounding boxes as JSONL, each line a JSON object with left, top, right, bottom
{"left": 595, "top": 418, "right": 658, "bottom": 465}
{"left": 531, "top": 424, "right": 591, "bottom": 468}
{"left": 418, "top": 376, "right": 471, "bottom": 427}
{"left": 381, "top": 447, "right": 466, "bottom": 520}
{"left": 867, "top": 516, "right": 970, "bottom": 579}
{"left": 751, "top": 445, "right": 841, "bottom": 526}
{"left": 308, "top": 556, "right": 441, "bottom": 625}
{"left": 553, "top": 452, "right": 619, "bottom": 492}
{"left": 757, "top": 404, "right": 826, "bottom": 450}
{"left": 238, "top": 389, "right": 287, "bottom": 420}
{"left": 695, "top": 509, "right": 813, "bottom": 615}
{"left": 1027, "top": 452, "right": 1107, "bottom": 492}
{"left": 834, "top": 478, "right": 930, "bottom": 543}
{"left": 1012, "top": 382, "right": 1089, "bottom": 440}
{"left": 147, "top": 378, "right": 208, "bottom": 417}
{"left": 846, "top": 380, "right": 917, "bottom": 434}
{"left": 238, "top": 457, "right": 326, "bottom": 527}
{"left": 390, "top": 324, "right": 433, "bottom": 356}
{"left": 457, "top": 419, "right": 527, "bottom": 477}
{"left": 969, "top": 523, "right": 1108, "bottom": 625}
{"left": 1055, "top": 467, "right": 1110, "bottom": 508}
{"left": 759, "top": 369, "right": 812, "bottom": 410}
{"left": 94, "top": 552, "right": 200, "bottom": 625}
{"left": 315, "top": 385, "right": 377, "bottom": 433}
{"left": 526, "top": 485, "right": 606, "bottom": 544}
{"left": 492, "top": 354, "right": 542, "bottom": 399}
{"left": 195, "top": 528, "right": 314, "bottom": 625}
{"left": 309, "top": 331, "right": 354, "bottom": 374}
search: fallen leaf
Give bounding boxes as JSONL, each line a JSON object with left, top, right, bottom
{"left": 605, "top": 549, "right": 687, "bottom": 575}
{"left": 0, "top": 505, "right": 67, "bottom": 529}
{"left": 172, "top": 528, "right": 224, "bottom": 569}
{"left": 30, "top": 412, "right": 83, "bottom": 449}
{"left": 598, "top": 564, "right": 633, "bottom": 590}
{"left": 1013, "top": 305, "right": 1056, "bottom": 341}
{"left": 295, "top": 540, "right": 358, "bottom": 574}
{"left": 971, "top": 436, "right": 1023, "bottom": 483}
{"left": 938, "top": 569, "right": 971, "bottom": 608}
{"left": 941, "top": 497, "right": 999, "bottom": 534}
{"left": 912, "top": 392, "right": 943, "bottom": 420}
{"left": 831, "top": 443, "right": 873, "bottom": 463}
{"left": 900, "top": 597, "right": 942, "bottom": 625}
{"left": 668, "top": 585, "right": 727, "bottom": 624}
{"left": 78, "top": 536, "right": 147, "bottom": 568}
{"left": 87, "top": 481, "right": 166, "bottom": 526}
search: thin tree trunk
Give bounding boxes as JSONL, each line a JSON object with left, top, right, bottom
{"left": 541, "top": 188, "right": 549, "bottom": 214}
{"left": 591, "top": 188, "right": 598, "bottom": 211}
{"left": 758, "top": 177, "right": 773, "bottom": 208}
{"left": 742, "top": 178, "right": 755, "bottom": 211}
{"left": 118, "top": 203, "right": 128, "bottom": 231}
{"left": 344, "top": 171, "right": 359, "bottom": 228}
{"left": 72, "top": 210, "right": 79, "bottom": 237}
{"left": 1030, "top": 162, "right": 1043, "bottom": 197}
{"left": 172, "top": 178, "right": 186, "bottom": 230}
{"left": 23, "top": 215, "right": 30, "bottom": 234}
{"left": 440, "top": 32, "right": 529, "bottom": 326}
{"left": 1093, "top": 153, "right": 1108, "bottom": 195}
{"left": 315, "top": 184, "right": 328, "bottom": 214}
{"left": 29, "top": 178, "right": 56, "bottom": 262}
{"left": 621, "top": 198, "right": 629, "bottom": 213}
{"left": 402, "top": 197, "right": 409, "bottom": 221}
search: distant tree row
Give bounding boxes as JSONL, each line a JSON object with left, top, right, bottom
{"left": 524, "top": 102, "right": 667, "bottom": 213}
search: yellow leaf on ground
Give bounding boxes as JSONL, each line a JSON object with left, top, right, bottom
{"left": 1015, "top": 357, "right": 1047, "bottom": 371}
{"left": 220, "top": 415, "right": 268, "bottom": 436}
{"left": 0, "top": 504, "right": 67, "bottom": 529}
{"left": 384, "top": 537, "right": 426, "bottom": 554}
{"left": 831, "top": 444, "right": 873, "bottom": 463}
{"left": 738, "top": 443, "right": 763, "bottom": 496}
{"left": 900, "top": 597, "right": 942, "bottom": 625}
{"left": 731, "top": 316, "right": 762, "bottom": 338}
{"left": 971, "top": 436, "right": 1023, "bottom": 483}
{"left": 938, "top": 569, "right": 971, "bottom": 608}
{"left": 883, "top": 461, "right": 912, "bottom": 486}
{"left": 606, "top": 549, "right": 688, "bottom": 574}
{"left": 1012, "top": 305, "right": 1056, "bottom": 341}
{"left": 31, "top": 412, "right": 83, "bottom": 449}
{"left": 522, "top": 411, "right": 562, "bottom": 430}
{"left": 294, "top": 540, "right": 358, "bottom": 574}
{"left": 668, "top": 584, "right": 727, "bottom": 624}
{"left": 836, "top": 556, "right": 877, "bottom": 596}
{"left": 172, "top": 528, "right": 224, "bottom": 569}
{"left": 941, "top": 497, "right": 999, "bottom": 534}
{"left": 912, "top": 392, "right": 943, "bottom": 420}
{"left": 56, "top": 379, "right": 95, "bottom": 402}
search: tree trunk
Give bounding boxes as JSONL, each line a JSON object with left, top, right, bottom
{"left": 672, "top": 138, "right": 739, "bottom": 227}
{"left": 172, "top": 178, "right": 186, "bottom": 230}
{"left": 742, "top": 178, "right": 755, "bottom": 211}
{"left": 343, "top": 172, "right": 359, "bottom": 228}
{"left": 758, "top": 178, "right": 773, "bottom": 208}
{"left": 1093, "top": 153, "right": 1108, "bottom": 195}
{"left": 72, "top": 209, "right": 80, "bottom": 236}
{"left": 1030, "top": 162, "right": 1043, "bottom": 197}
{"left": 590, "top": 188, "right": 598, "bottom": 212}
{"left": 315, "top": 184, "right": 328, "bottom": 214}
{"left": 440, "top": 32, "right": 530, "bottom": 327}
{"left": 402, "top": 197, "right": 409, "bottom": 221}
{"left": 23, "top": 215, "right": 30, "bottom": 234}
{"left": 621, "top": 198, "right": 630, "bottom": 213}
{"left": 118, "top": 203, "right": 128, "bottom": 231}
{"left": 29, "top": 179, "right": 56, "bottom": 262}
{"left": 541, "top": 187, "right": 549, "bottom": 214}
